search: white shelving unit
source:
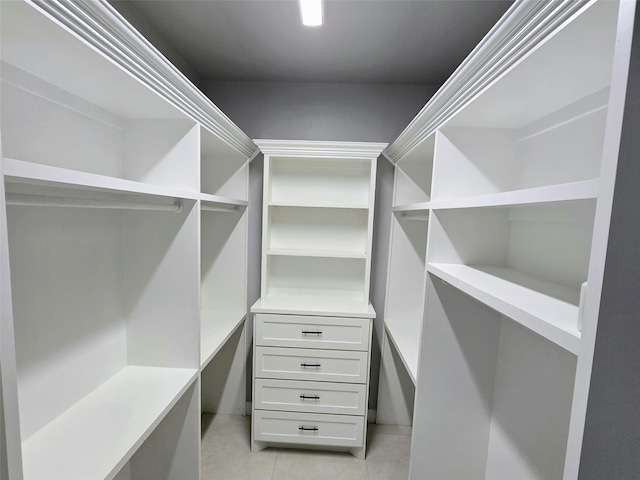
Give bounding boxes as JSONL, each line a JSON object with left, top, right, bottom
{"left": 376, "top": 134, "right": 434, "bottom": 425}
{"left": 256, "top": 140, "right": 384, "bottom": 317}
{"left": 382, "top": 0, "right": 636, "bottom": 478}
{"left": 251, "top": 140, "right": 384, "bottom": 459}
{"left": 0, "top": 1, "right": 254, "bottom": 478}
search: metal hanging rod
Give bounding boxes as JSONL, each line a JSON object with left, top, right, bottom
{"left": 401, "top": 212, "right": 429, "bottom": 221}
{"left": 201, "top": 204, "right": 240, "bottom": 213}
{"left": 6, "top": 193, "right": 183, "bottom": 212}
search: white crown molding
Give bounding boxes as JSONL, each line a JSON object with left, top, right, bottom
{"left": 28, "top": 0, "right": 257, "bottom": 158}
{"left": 253, "top": 139, "right": 388, "bottom": 159}
{"left": 386, "top": 0, "right": 593, "bottom": 163}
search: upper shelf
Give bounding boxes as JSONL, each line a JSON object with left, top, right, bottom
{"left": 21, "top": 366, "right": 197, "bottom": 480}
{"left": 430, "top": 180, "right": 599, "bottom": 210}
{"left": 427, "top": 263, "right": 581, "bottom": 354}
{"left": 268, "top": 202, "right": 369, "bottom": 210}
{"left": 4, "top": 158, "right": 198, "bottom": 209}
{"left": 386, "top": 0, "right": 617, "bottom": 162}
{"left": 2, "top": 0, "right": 254, "bottom": 156}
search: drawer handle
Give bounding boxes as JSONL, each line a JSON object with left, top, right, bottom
{"left": 300, "top": 363, "right": 321, "bottom": 368}
{"left": 299, "top": 425, "right": 319, "bottom": 432}
{"left": 300, "top": 394, "right": 320, "bottom": 400}
{"left": 302, "top": 330, "right": 323, "bottom": 335}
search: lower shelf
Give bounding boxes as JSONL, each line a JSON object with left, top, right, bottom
{"left": 200, "top": 309, "right": 246, "bottom": 368}
{"left": 21, "top": 366, "right": 198, "bottom": 480}
{"left": 384, "top": 320, "right": 421, "bottom": 384}
{"left": 427, "top": 263, "right": 582, "bottom": 354}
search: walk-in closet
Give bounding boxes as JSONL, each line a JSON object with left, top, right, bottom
{"left": 1, "top": 0, "right": 638, "bottom": 479}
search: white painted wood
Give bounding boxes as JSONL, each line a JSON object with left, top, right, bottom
{"left": 253, "top": 410, "right": 365, "bottom": 448}
{"left": 21, "top": 366, "right": 198, "bottom": 480}
{"left": 7, "top": 205, "right": 128, "bottom": 440}
{"left": 266, "top": 255, "right": 368, "bottom": 302}
{"left": 484, "top": 320, "right": 576, "bottom": 480}
{"left": 446, "top": 2, "right": 618, "bottom": 130}
{"left": 393, "top": 134, "right": 434, "bottom": 205}
{"left": 1, "top": 0, "right": 254, "bottom": 477}
{"left": 200, "top": 125, "right": 250, "bottom": 200}
{"left": 269, "top": 157, "right": 372, "bottom": 207}
{"left": 255, "top": 314, "right": 371, "bottom": 351}
{"left": 201, "top": 325, "right": 246, "bottom": 415}
{"left": 431, "top": 179, "right": 599, "bottom": 210}
{"left": 0, "top": 145, "right": 24, "bottom": 479}
{"left": 428, "top": 264, "right": 581, "bottom": 354}
{"left": 200, "top": 206, "right": 248, "bottom": 363}
{"left": 255, "top": 347, "right": 368, "bottom": 384}
{"left": 385, "top": 1, "right": 635, "bottom": 478}
{"left": 254, "top": 379, "right": 367, "bottom": 416}
{"left": 200, "top": 311, "right": 246, "bottom": 369}
{"left": 251, "top": 296, "right": 376, "bottom": 319}
{"left": 123, "top": 204, "right": 200, "bottom": 369}
{"left": 268, "top": 206, "right": 368, "bottom": 253}
{"left": 3, "top": 158, "right": 199, "bottom": 202}
{"left": 383, "top": 321, "right": 421, "bottom": 385}
{"left": 409, "top": 277, "right": 501, "bottom": 480}
{"left": 376, "top": 332, "right": 414, "bottom": 426}
{"left": 129, "top": 382, "right": 200, "bottom": 480}
{"left": 563, "top": 2, "right": 638, "bottom": 476}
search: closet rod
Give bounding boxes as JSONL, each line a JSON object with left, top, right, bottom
{"left": 6, "top": 193, "right": 183, "bottom": 212}
{"left": 201, "top": 204, "right": 239, "bottom": 213}
{"left": 401, "top": 212, "right": 429, "bottom": 221}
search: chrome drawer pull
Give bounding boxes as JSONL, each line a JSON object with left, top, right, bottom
{"left": 302, "top": 330, "right": 322, "bottom": 335}
{"left": 299, "top": 425, "right": 319, "bottom": 432}
{"left": 300, "top": 363, "right": 321, "bottom": 368}
{"left": 300, "top": 394, "right": 320, "bottom": 400}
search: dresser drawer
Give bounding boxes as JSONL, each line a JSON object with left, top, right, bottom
{"left": 255, "top": 314, "right": 370, "bottom": 351}
{"left": 253, "top": 410, "right": 364, "bottom": 448}
{"left": 255, "top": 347, "right": 368, "bottom": 383}
{"left": 254, "top": 378, "right": 367, "bottom": 415}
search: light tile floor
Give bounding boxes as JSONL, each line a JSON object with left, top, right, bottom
{"left": 201, "top": 414, "right": 411, "bottom": 480}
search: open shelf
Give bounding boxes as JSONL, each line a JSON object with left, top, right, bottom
{"left": 252, "top": 295, "right": 375, "bottom": 319}
{"left": 200, "top": 125, "right": 249, "bottom": 201}
{"left": 268, "top": 202, "right": 369, "bottom": 210}
{"left": 267, "top": 248, "right": 367, "bottom": 259}
{"left": 4, "top": 158, "right": 198, "bottom": 205}
{"left": 384, "top": 320, "right": 421, "bottom": 384}
{"left": 21, "top": 366, "right": 197, "bottom": 480}
{"left": 268, "top": 156, "right": 373, "bottom": 207}
{"left": 201, "top": 310, "right": 246, "bottom": 368}
{"left": 430, "top": 179, "right": 599, "bottom": 210}
{"left": 393, "top": 133, "right": 434, "bottom": 206}
{"left": 428, "top": 264, "right": 581, "bottom": 353}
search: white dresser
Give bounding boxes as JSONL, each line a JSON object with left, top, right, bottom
{"left": 250, "top": 140, "right": 385, "bottom": 458}
{"left": 251, "top": 311, "right": 373, "bottom": 458}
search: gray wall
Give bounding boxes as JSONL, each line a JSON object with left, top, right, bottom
{"left": 206, "top": 81, "right": 437, "bottom": 142}
{"left": 206, "top": 81, "right": 437, "bottom": 409}
{"left": 579, "top": 5, "right": 640, "bottom": 478}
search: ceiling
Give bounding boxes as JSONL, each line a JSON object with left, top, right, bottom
{"left": 112, "top": 0, "right": 514, "bottom": 85}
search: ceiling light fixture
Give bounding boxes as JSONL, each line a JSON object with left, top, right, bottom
{"left": 299, "top": 0, "right": 323, "bottom": 27}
